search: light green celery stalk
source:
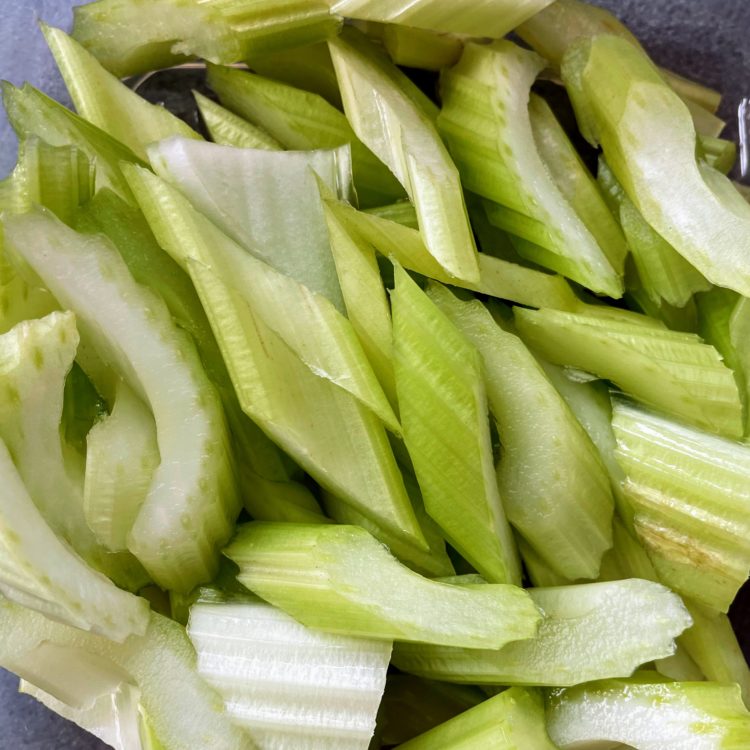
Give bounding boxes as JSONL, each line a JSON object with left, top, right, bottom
{"left": 363, "top": 200, "right": 418, "bottom": 228}
{"left": 430, "top": 285, "right": 613, "bottom": 580}
{"left": 4, "top": 210, "right": 240, "bottom": 592}
{"left": 515, "top": 306, "right": 743, "bottom": 438}
{"left": 547, "top": 674, "right": 750, "bottom": 749}
{"left": 611, "top": 398, "right": 750, "bottom": 612}
{"left": 518, "top": 538, "right": 573, "bottom": 588}
{"left": 728, "top": 297, "right": 750, "bottom": 435}
{"left": 382, "top": 25, "right": 462, "bottom": 71}
{"left": 193, "top": 92, "right": 282, "bottom": 150}
{"left": 329, "top": 30, "right": 479, "bottom": 283}
{"left": 225, "top": 522, "right": 540, "bottom": 647}
{"left": 438, "top": 41, "right": 621, "bottom": 297}
{"left": 562, "top": 35, "right": 750, "bottom": 297}
{"left": 124, "top": 165, "right": 426, "bottom": 549}
{"left": 700, "top": 136, "right": 738, "bottom": 175}
{"left": 392, "top": 268, "right": 521, "bottom": 584}
{"left": 62, "top": 363, "right": 107, "bottom": 455}
{"left": 207, "top": 64, "right": 405, "bottom": 208}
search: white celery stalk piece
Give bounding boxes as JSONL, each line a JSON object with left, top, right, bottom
{"left": 226, "top": 522, "right": 540, "bottom": 648}
{"left": 3, "top": 209, "right": 240, "bottom": 592}
{"left": 392, "top": 268, "right": 521, "bottom": 584}
{"left": 188, "top": 594, "right": 391, "bottom": 749}
{"left": 329, "top": 32, "right": 480, "bottom": 283}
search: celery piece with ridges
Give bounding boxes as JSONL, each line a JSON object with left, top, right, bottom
{"left": 382, "top": 25, "right": 462, "bottom": 71}
{"left": 612, "top": 398, "right": 750, "bottom": 612}
{"left": 438, "top": 41, "right": 621, "bottom": 297}
{"left": 392, "top": 268, "right": 521, "bottom": 584}
{"left": 562, "top": 35, "right": 750, "bottom": 297}
{"left": 515, "top": 306, "right": 743, "bottom": 438}
{"left": 430, "top": 285, "right": 613, "bottom": 580}
{"left": 3, "top": 209, "right": 240, "bottom": 593}
{"left": 187, "top": 593, "right": 391, "bottom": 749}
{"left": 225, "top": 522, "right": 540, "bottom": 647}
{"left": 329, "top": 31, "right": 480, "bottom": 283}
{"left": 547, "top": 675, "right": 750, "bottom": 750}
{"left": 124, "top": 165, "right": 425, "bottom": 549}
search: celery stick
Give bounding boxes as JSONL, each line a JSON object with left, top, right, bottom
{"left": 62, "top": 363, "right": 107, "bottom": 455}
{"left": 392, "top": 579, "right": 690, "bottom": 686}
{"left": 226, "top": 522, "right": 540, "bottom": 647}
{"left": 382, "top": 25, "right": 462, "bottom": 71}
{"left": 728, "top": 297, "right": 750, "bottom": 435}
{"left": 515, "top": 307, "right": 743, "bottom": 437}
{"left": 329, "top": 31, "right": 480, "bottom": 283}
{"left": 655, "top": 646, "right": 705, "bottom": 683}
{"left": 700, "top": 135, "right": 738, "bottom": 175}
{"left": 363, "top": 200, "right": 418, "bottom": 228}
{"left": 686, "top": 97, "right": 727, "bottom": 138}
{"left": 239, "top": 470, "right": 328, "bottom": 525}
{"left": 612, "top": 398, "right": 750, "bottom": 612}
{"left": 188, "top": 594, "right": 391, "bottom": 748}
{"left": 518, "top": 538, "right": 573, "bottom": 588}
{"left": 430, "top": 285, "right": 613, "bottom": 580}
{"left": 4, "top": 210, "right": 240, "bottom": 592}
{"left": 663, "top": 68, "right": 722, "bottom": 114}
{"left": 392, "top": 269, "right": 521, "bottom": 584}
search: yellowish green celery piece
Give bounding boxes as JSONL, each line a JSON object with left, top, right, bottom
{"left": 515, "top": 306, "right": 743, "bottom": 437}
{"left": 662, "top": 68, "right": 722, "bottom": 114}
{"left": 612, "top": 398, "right": 750, "bottom": 612}
{"left": 728, "top": 297, "right": 750, "bottom": 435}
{"left": 206, "top": 64, "right": 405, "bottom": 208}
{"left": 700, "top": 135, "right": 738, "bottom": 175}
{"left": 329, "top": 34, "right": 479, "bottom": 284}
{"left": 3, "top": 209, "right": 240, "bottom": 593}
{"left": 226, "top": 522, "right": 540, "bottom": 647}
{"left": 438, "top": 42, "right": 621, "bottom": 296}
{"left": 124, "top": 165, "right": 426, "bottom": 549}
{"left": 430, "top": 285, "right": 613, "bottom": 580}
{"left": 363, "top": 199, "right": 418, "bottom": 228}
{"left": 382, "top": 24, "right": 462, "bottom": 71}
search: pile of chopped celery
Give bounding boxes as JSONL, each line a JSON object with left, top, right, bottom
{"left": 3, "top": 0, "right": 750, "bottom": 747}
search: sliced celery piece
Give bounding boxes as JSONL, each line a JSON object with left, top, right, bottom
{"left": 612, "top": 398, "right": 750, "bottom": 612}
{"left": 515, "top": 307, "right": 743, "bottom": 437}
{"left": 430, "top": 286, "right": 613, "bottom": 580}
{"left": 663, "top": 68, "right": 722, "bottom": 114}
{"left": 363, "top": 200, "right": 418, "bottom": 228}
{"left": 187, "top": 594, "right": 391, "bottom": 748}
{"left": 728, "top": 297, "right": 750, "bottom": 434}
{"left": 4, "top": 210, "right": 240, "bottom": 592}
{"left": 62, "top": 363, "right": 107, "bottom": 455}
{"left": 518, "top": 538, "right": 573, "bottom": 588}
{"left": 240, "top": 471, "right": 328, "bottom": 525}
{"left": 226, "top": 522, "right": 540, "bottom": 647}
{"left": 392, "top": 269, "right": 521, "bottom": 584}
{"left": 700, "top": 135, "right": 738, "bottom": 175}
{"left": 655, "top": 645, "right": 705, "bottom": 683}
{"left": 382, "top": 25, "right": 462, "bottom": 71}
{"left": 547, "top": 675, "right": 750, "bottom": 749}
{"left": 686, "top": 97, "right": 727, "bottom": 138}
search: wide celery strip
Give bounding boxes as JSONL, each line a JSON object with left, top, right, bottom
{"left": 193, "top": 92, "right": 282, "bottom": 150}
{"left": 125, "top": 165, "right": 425, "bottom": 548}
{"left": 392, "top": 269, "right": 521, "bottom": 584}
{"left": 430, "top": 286, "right": 613, "bottom": 580}
{"left": 547, "top": 675, "right": 750, "bottom": 749}
{"left": 612, "top": 398, "right": 750, "bottom": 612}
{"left": 515, "top": 307, "right": 743, "bottom": 438}
{"left": 188, "top": 593, "right": 391, "bottom": 748}
{"left": 392, "top": 578, "right": 690, "bottom": 686}
{"left": 226, "top": 522, "right": 540, "bottom": 647}
{"left": 382, "top": 25, "right": 462, "bottom": 71}
{"left": 329, "top": 31, "right": 480, "bottom": 283}
{"left": 4, "top": 210, "right": 240, "bottom": 592}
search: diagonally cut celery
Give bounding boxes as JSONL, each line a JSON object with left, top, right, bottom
{"left": 381, "top": 24, "right": 462, "bottom": 71}
{"left": 700, "top": 135, "right": 738, "bottom": 175}
{"left": 225, "top": 522, "right": 540, "bottom": 647}
{"left": 362, "top": 200, "right": 418, "bottom": 228}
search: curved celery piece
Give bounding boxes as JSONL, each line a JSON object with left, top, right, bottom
{"left": 193, "top": 92, "right": 282, "bottom": 150}
{"left": 515, "top": 307, "right": 743, "bottom": 438}
{"left": 124, "top": 165, "right": 425, "bottom": 548}
{"left": 547, "top": 675, "right": 750, "bottom": 750}
{"left": 329, "top": 33, "right": 479, "bottom": 283}
{"left": 4, "top": 210, "right": 240, "bottom": 592}
{"left": 612, "top": 398, "right": 750, "bottom": 612}
{"left": 382, "top": 25, "right": 462, "bottom": 71}
{"left": 392, "top": 579, "right": 690, "bottom": 687}
{"left": 188, "top": 594, "right": 391, "bottom": 748}
{"left": 430, "top": 285, "right": 613, "bottom": 580}
{"left": 393, "top": 269, "right": 521, "bottom": 584}
{"left": 225, "top": 522, "right": 540, "bottom": 647}
{"left": 207, "top": 64, "right": 405, "bottom": 208}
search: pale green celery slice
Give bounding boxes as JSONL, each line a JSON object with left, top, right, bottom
{"left": 514, "top": 306, "right": 743, "bottom": 437}
{"left": 225, "top": 522, "right": 540, "bottom": 647}
{"left": 124, "top": 165, "right": 425, "bottom": 548}
{"left": 84, "top": 382, "right": 159, "bottom": 553}
{"left": 663, "top": 68, "right": 722, "bottom": 114}
{"left": 655, "top": 645, "right": 705, "bottom": 683}
{"left": 547, "top": 675, "right": 750, "bottom": 750}
{"left": 382, "top": 25, "right": 462, "bottom": 71}
{"left": 187, "top": 594, "right": 391, "bottom": 748}
{"left": 206, "top": 64, "right": 405, "bottom": 208}
{"left": 193, "top": 92, "right": 282, "bottom": 150}
{"left": 518, "top": 538, "right": 573, "bottom": 588}
{"left": 597, "top": 516, "right": 660, "bottom": 584}
{"left": 734, "top": 182, "right": 750, "bottom": 203}
{"left": 686, "top": 97, "right": 727, "bottom": 138}
{"left": 329, "top": 34, "right": 479, "bottom": 283}
{"left": 363, "top": 200, "right": 418, "bottom": 228}
{"left": 43, "top": 25, "right": 200, "bottom": 163}
{"left": 430, "top": 285, "right": 613, "bottom": 580}
{"left": 611, "top": 398, "right": 750, "bottom": 612}
{"left": 392, "top": 578, "right": 690, "bottom": 686}
{"left": 392, "top": 269, "right": 521, "bottom": 584}
{"left": 728, "top": 297, "right": 750, "bottom": 435}
{"left": 437, "top": 41, "right": 620, "bottom": 296}
{"left": 628, "top": 286, "right": 701, "bottom": 334}
{"left": 240, "top": 469, "right": 329, "bottom": 525}
{"left": 700, "top": 136, "right": 738, "bottom": 175}
{"left": 0, "top": 599, "right": 251, "bottom": 750}
{"left": 3, "top": 210, "right": 240, "bottom": 592}
{"left": 562, "top": 36, "right": 750, "bottom": 297}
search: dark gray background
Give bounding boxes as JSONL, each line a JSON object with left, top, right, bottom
{"left": 1, "top": 1, "right": 749, "bottom": 748}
